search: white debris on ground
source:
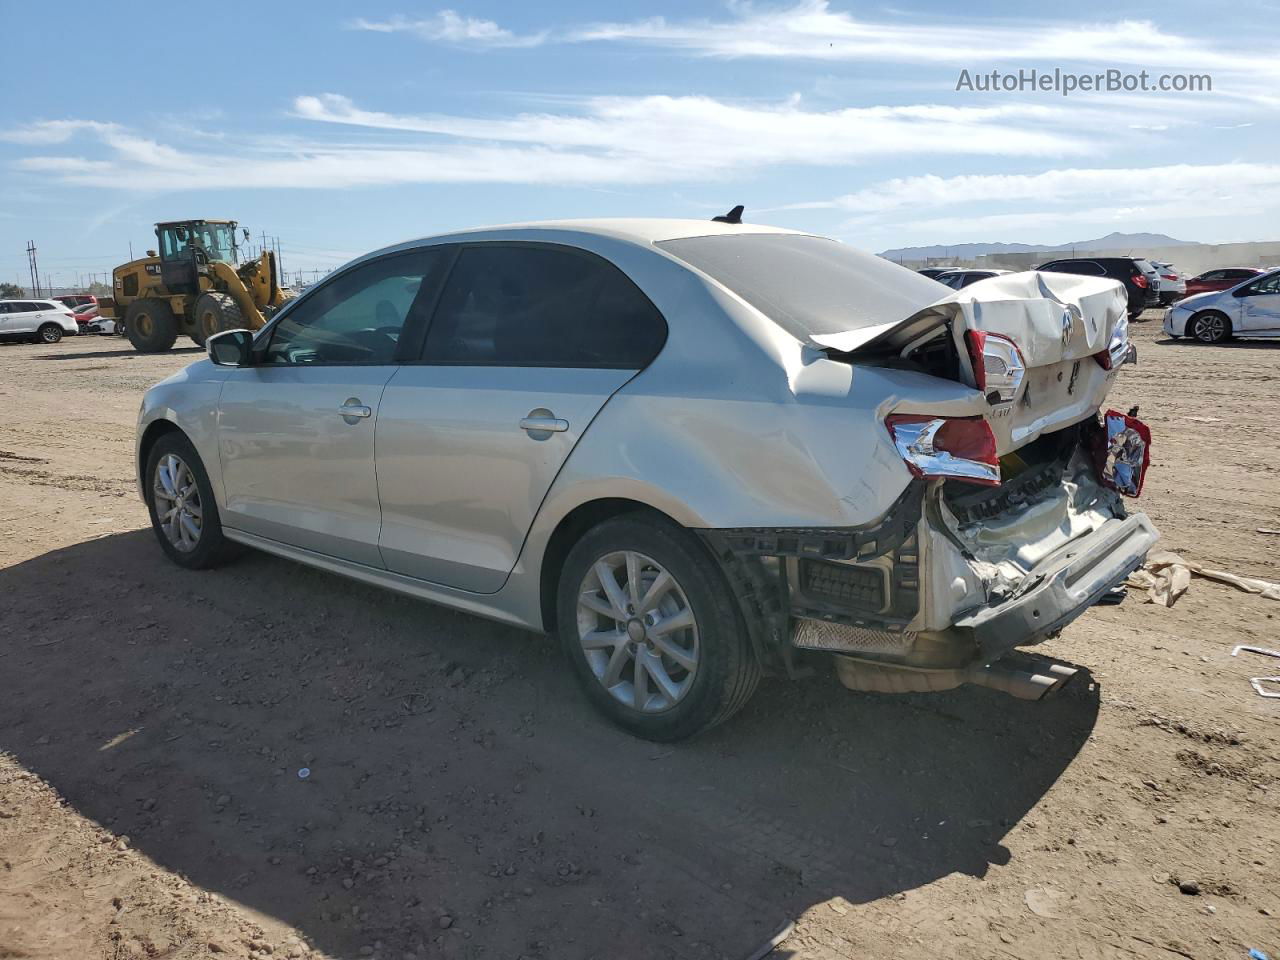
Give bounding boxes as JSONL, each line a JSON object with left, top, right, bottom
{"left": 1128, "top": 550, "right": 1280, "bottom": 607}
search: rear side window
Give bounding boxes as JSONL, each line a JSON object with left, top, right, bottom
{"left": 1041, "top": 261, "right": 1104, "bottom": 276}
{"left": 421, "top": 244, "right": 666, "bottom": 368}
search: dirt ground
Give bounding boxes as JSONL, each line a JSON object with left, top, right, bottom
{"left": 1, "top": 318, "right": 1278, "bottom": 960}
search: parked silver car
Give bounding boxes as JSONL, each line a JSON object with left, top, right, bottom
{"left": 136, "top": 219, "right": 1157, "bottom": 740}
{"left": 1163, "top": 268, "right": 1280, "bottom": 343}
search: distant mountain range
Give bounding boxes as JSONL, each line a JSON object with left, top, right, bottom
{"left": 879, "top": 231, "right": 1195, "bottom": 261}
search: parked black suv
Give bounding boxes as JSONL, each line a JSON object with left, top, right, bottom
{"left": 1036, "top": 257, "right": 1160, "bottom": 319}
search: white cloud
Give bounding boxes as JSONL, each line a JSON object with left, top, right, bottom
{"left": 350, "top": 11, "right": 547, "bottom": 48}
{"left": 0, "top": 119, "right": 119, "bottom": 144}
{"left": 9, "top": 93, "right": 1104, "bottom": 192}
{"left": 567, "top": 0, "right": 1278, "bottom": 82}
{"left": 800, "top": 163, "right": 1280, "bottom": 216}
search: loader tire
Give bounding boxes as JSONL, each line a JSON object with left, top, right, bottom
{"left": 125, "top": 299, "right": 179, "bottom": 353}
{"left": 190, "top": 292, "right": 245, "bottom": 346}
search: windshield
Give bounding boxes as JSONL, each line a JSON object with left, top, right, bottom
{"left": 189, "top": 222, "right": 237, "bottom": 263}
{"left": 657, "top": 233, "right": 944, "bottom": 339}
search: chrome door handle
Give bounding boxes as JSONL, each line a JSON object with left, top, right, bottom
{"left": 520, "top": 411, "right": 569, "bottom": 436}
{"left": 338, "top": 398, "right": 372, "bottom": 421}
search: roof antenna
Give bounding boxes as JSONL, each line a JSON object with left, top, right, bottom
{"left": 712, "top": 204, "right": 744, "bottom": 224}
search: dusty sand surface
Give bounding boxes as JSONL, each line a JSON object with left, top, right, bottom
{"left": 1, "top": 319, "right": 1277, "bottom": 960}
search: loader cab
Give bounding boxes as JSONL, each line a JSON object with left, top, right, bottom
{"left": 155, "top": 219, "right": 239, "bottom": 294}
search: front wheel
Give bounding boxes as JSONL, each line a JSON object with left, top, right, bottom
{"left": 144, "top": 432, "right": 238, "bottom": 569}
{"left": 556, "top": 515, "right": 760, "bottom": 741}
{"left": 1190, "top": 311, "right": 1231, "bottom": 344}
{"left": 125, "top": 298, "right": 178, "bottom": 352}
{"left": 190, "top": 292, "right": 245, "bottom": 346}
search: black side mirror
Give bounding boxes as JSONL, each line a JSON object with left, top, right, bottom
{"left": 208, "top": 328, "right": 254, "bottom": 366}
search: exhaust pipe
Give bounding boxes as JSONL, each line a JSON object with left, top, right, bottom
{"left": 834, "top": 653, "right": 1079, "bottom": 700}
{"left": 965, "top": 658, "right": 1078, "bottom": 701}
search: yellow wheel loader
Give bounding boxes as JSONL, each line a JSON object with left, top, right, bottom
{"left": 102, "top": 219, "right": 292, "bottom": 352}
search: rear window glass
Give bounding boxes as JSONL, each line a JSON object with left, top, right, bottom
{"left": 657, "top": 234, "right": 943, "bottom": 340}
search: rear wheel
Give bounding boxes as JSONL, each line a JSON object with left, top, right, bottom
{"left": 190, "top": 292, "right": 244, "bottom": 346}
{"left": 125, "top": 298, "right": 178, "bottom": 353}
{"left": 36, "top": 323, "right": 63, "bottom": 344}
{"left": 557, "top": 515, "right": 760, "bottom": 741}
{"left": 1190, "top": 310, "right": 1231, "bottom": 344}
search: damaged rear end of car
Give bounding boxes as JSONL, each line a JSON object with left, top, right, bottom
{"left": 703, "top": 269, "right": 1158, "bottom": 701}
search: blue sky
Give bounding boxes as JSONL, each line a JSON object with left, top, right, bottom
{"left": 3, "top": 0, "right": 1279, "bottom": 287}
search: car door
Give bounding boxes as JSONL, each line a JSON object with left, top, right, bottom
{"left": 9, "top": 301, "right": 42, "bottom": 334}
{"left": 1235, "top": 272, "right": 1280, "bottom": 333}
{"left": 375, "top": 242, "right": 668, "bottom": 593}
{"left": 216, "top": 247, "right": 451, "bottom": 566}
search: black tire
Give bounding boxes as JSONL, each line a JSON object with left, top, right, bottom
{"left": 36, "top": 323, "right": 63, "bottom": 344}
{"left": 1189, "top": 310, "right": 1232, "bottom": 344}
{"left": 190, "top": 292, "right": 244, "bottom": 346}
{"left": 144, "top": 432, "right": 238, "bottom": 570}
{"left": 125, "top": 298, "right": 179, "bottom": 353}
{"left": 556, "top": 514, "right": 761, "bottom": 741}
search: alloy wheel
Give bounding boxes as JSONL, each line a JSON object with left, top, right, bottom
{"left": 1194, "top": 314, "right": 1225, "bottom": 342}
{"left": 575, "top": 550, "right": 699, "bottom": 713}
{"left": 153, "top": 452, "right": 203, "bottom": 552}
{"left": 40, "top": 327, "right": 60, "bottom": 343}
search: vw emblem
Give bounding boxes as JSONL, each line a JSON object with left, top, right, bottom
{"left": 1060, "top": 311, "right": 1073, "bottom": 346}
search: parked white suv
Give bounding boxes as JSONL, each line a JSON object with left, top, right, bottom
{"left": 0, "top": 299, "right": 79, "bottom": 343}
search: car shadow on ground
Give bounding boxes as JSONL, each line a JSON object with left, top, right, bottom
{"left": 0, "top": 531, "right": 1099, "bottom": 959}
{"left": 30, "top": 346, "right": 203, "bottom": 361}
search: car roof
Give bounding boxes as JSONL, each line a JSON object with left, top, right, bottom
{"left": 401, "top": 218, "right": 807, "bottom": 248}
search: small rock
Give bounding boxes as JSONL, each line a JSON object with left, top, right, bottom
{"left": 504, "top": 865, "right": 517, "bottom": 876}
{"left": 142, "top": 798, "right": 157, "bottom": 811}
{"left": 359, "top": 947, "right": 374, "bottom": 957}
{"left": 209, "top": 943, "right": 226, "bottom": 954}
{"left": 522, "top": 887, "right": 534, "bottom": 897}
{"left": 342, "top": 878, "right": 355, "bottom": 890}
{"left": 215, "top": 795, "right": 231, "bottom": 807}
{"left": 1179, "top": 880, "right": 1201, "bottom": 896}
{"left": 437, "top": 915, "right": 454, "bottom": 929}
{"left": 881, "top": 837, "right": 897, "bottom": 848}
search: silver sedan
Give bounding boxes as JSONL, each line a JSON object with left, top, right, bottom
{"left": 136, "top": 219, "right": 1157, "bottom": 740}
{"left": 1163, "top": 268, "right": 1280, "bottom": 343}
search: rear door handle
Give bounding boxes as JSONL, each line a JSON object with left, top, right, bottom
{"left": 338, "top": 398, "right": 372, "bottom": 421}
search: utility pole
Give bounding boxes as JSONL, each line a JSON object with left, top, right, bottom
{"left": 26, "top": 241, "right": 41, "bottom": 297}
{"left": 129, "top": 240, "right": 134, "bottom": 261}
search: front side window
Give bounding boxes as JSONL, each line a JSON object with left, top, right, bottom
{"left": 264, "top": 248, "right": 450, "bottom": 365}
{"left": 1239, "top": 273, "right": 1280, "bottom": 297}
{"left": 159, "top": 227, "right": 189, "bottom": 261}
{"left": 421, "top": 244, "right": 666, "bottom": 368}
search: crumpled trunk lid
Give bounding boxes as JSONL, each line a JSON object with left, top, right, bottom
{"left": 813, "top": 270, "right": 1130, "bottom": 456}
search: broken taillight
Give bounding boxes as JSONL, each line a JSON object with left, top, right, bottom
{"left": 885, "top": 414, "right": 1000, "bottom": 486}
{"left": 1094, "top": 315, "right": 1131, "bottom": 370}
{"left": 964, "top": 330, "right": 1025, "bottom": 404}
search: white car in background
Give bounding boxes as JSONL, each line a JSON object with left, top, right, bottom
{"left": 1150, "top": 261, "right": 1187, "bottom": 304}
{"left": 0, "top": 299, "right": 79, "bottom": 343}
{"left": 1164, "top": 268, "right": 1280, "bottom": 343}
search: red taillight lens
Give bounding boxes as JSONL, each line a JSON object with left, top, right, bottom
{"left": 1161, "top": 273, "right": 1177, "bottom": 281}
{"left": 1131, "top": 272, "right": 1149, "bottom": 289}
{"left": 885, "top": 414, "right": 1000, "bottom": 486}
{"left": 964, "top": 329, "right": 1025, "bottom": 403}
